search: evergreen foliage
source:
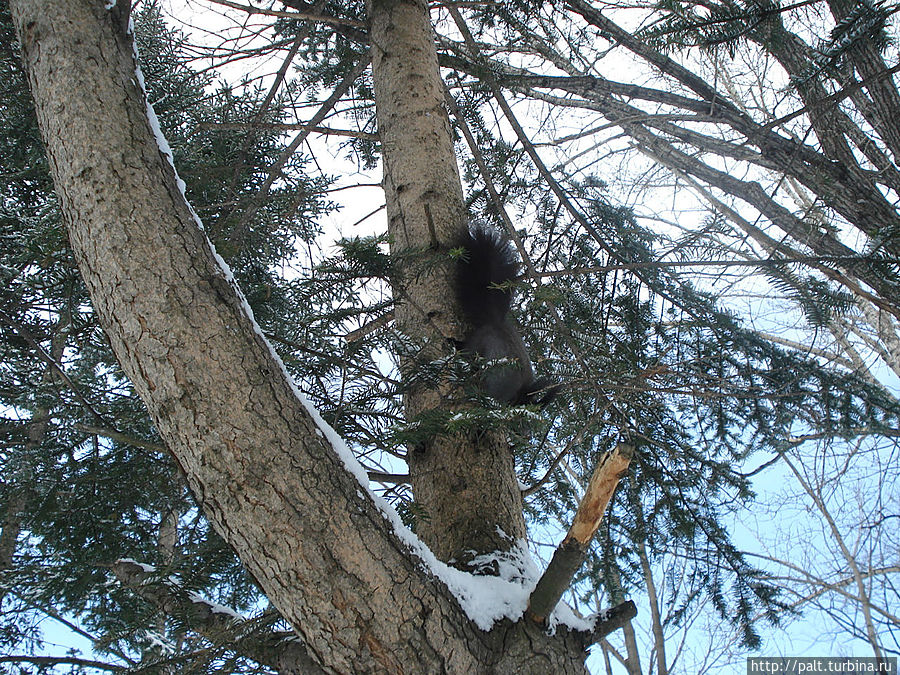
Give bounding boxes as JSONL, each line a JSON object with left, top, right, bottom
{"left": 641, "top": 0, "right": 784, "bottom": 55}
{"left": 495, "top": 182, "right": 899, "bottom": 648}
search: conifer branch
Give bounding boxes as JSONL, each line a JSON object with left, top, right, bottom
{"left": 227, "top": 56, "right": 370, "bottom": 241}
{"left": 0, "top": 655, "right": 124, "bottom": 672}
{"left": 0, "top": 309, "right": 108, "bottom": 425}
{"left": 75, "top": 425, "right": 166, "bottom": 453}
{"left": 113, "top": 560, "right": 325, "bottom": 675}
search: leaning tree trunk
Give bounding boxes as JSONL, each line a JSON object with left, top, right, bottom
{"left": 10, "top": 0, "right": 478, "bottom": 672}
{"left": 10, "top": 0, "right": 593, "bottom": 672}
{"left": 366, "top": 0, "right": 527, "bottom": 567}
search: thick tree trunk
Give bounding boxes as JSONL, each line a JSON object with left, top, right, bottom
{"left": 10, "top": 0, "right": 591, "bottom": 671}
{"left": 9, "top": 1, "right": 480, "bottom": 672}
{"left": 366, "top": 0, "right": 527, "bottom": 567}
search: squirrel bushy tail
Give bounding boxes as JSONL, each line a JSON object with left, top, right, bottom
{"left": 455, "top": 225, "right": 520, "bottom": 327}
{"left": 454, "top": 225, "right": 558, "bottom": 406}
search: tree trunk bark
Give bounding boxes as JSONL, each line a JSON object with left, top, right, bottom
{"left": 638, "top": 541, "right": 667, "bottom": 675}
{"left": 365, "top": 0, "right": 526, "bottom": 567}
{"left": 9, "top": 1, "right": 481, "bottom": 671}
{"left": 9, "top": 0, "right": 592, "bottom": 671}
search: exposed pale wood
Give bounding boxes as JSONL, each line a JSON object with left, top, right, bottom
{"left": 527, "top": 445, "right": 632, "bottom": 623}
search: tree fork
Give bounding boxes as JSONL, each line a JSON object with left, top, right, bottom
{"left": 9, "top": 1, "right": 482, "bottom": 671}
{"left": 11, "top": 0, "right": 620, "bottom": 671}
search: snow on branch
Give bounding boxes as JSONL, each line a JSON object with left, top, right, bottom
{"left": 112, "top": 560, "right": 325, "bottom": 675}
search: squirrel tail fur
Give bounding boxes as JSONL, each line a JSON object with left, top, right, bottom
{"left": 454, "top": 225, "right": 558, "bottom": 406}
{"left": 455, "top": 225, "right": 520, "bottom": 326}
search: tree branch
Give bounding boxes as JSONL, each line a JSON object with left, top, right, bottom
{"left": 527, "top": 444, "right": 632, "bottom": 623}
{"left": 227, "top": 56, "right": 370, "bottom": 241}
{"left": 76, "top": 424, "right": 167, "bottom": 453}
{"left": 0, "top": 308, "right": 108, "bottom": 425}
{"left": 113, "top": 560, "right": 326, "bottom": 675}
{"left": 587, "top": 600, "right": 638, "bottom": 646}
{"left": 0, "top": 655, "right": 124, "bottom": 672}
{"left": 208, "top": 0, "right": 365, "bottom": 28}
{"left": 201, "top": 121, "right": 378, "bottom": 141}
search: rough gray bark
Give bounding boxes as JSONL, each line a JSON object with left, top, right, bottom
{"left": 366, "top": 0, "right": 527, "bottom": 567}
{"left": 9, "top": 0, "right": 596, "bottom": 671}
{"left": 638, "top": 542, "right": 667, "bottom": 675}
{"left": 0, "top": 490, "right": 25, "bottom": 594}
{"left": 10, "top": 1, "right": 479, "bottom": 672}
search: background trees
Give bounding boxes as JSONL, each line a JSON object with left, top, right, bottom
{"left": 1, "top": 0, "right": 898, "bottom": 673}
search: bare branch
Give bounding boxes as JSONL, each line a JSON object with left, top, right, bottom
{"left": 206, "top": 0, "right": 365, "bottom": 28}
{"left": 527, "top": 444, "right": 633, "bottom": 623}
{"left": 201, "top": 121, "right": 378, "bottom": 141}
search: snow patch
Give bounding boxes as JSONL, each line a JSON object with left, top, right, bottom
{"left": 186, "top": 591, "right": 246, "bottom": 620}
{"left": 115, "top": 557, "right": 156, "bottom": 573}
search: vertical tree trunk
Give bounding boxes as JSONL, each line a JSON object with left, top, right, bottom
{"left": 607, "top": 563, "right": 643, "bottom": 675}
{"left": 366, "top": 0, "right": 526, "bottom": 567}
{"left": 639, "top": 541, "right": 667, "bottom": 675}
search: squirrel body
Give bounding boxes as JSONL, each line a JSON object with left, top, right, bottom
{"left": 455, "top": 226, "right": 556, "bottom": 406}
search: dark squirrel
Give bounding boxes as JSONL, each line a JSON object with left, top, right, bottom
{"left": 454, "top": 225, "right": 557, "bottom": 406}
